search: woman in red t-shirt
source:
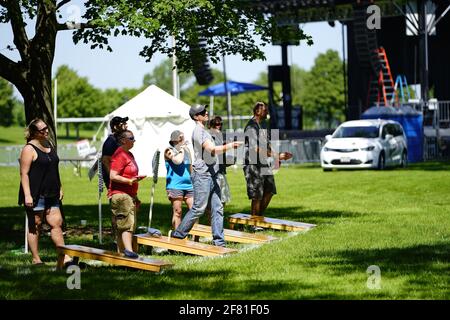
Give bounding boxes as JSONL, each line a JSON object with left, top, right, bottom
{"left": 109, "top": 130, "right": 145, "bottom": 258}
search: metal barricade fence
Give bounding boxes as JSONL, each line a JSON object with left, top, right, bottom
{"left": 438, "top": 101, "right": 450, "bottom": 127}
{"left": 1, "top": 138, "right": 324, "bottom": 167}
{"left": 0, "top": 143, "right": 96, "bottom": 167}
{"left": 225, "top": 138, "right": 324, "bottom": 166}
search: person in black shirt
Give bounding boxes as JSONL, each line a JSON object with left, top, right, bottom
{"left": 208, "top": 116, "right": 232, "bottom": 206}
{"left": 18, "top": 118, "right": 72, "bottom": 266}
{"left": 243, "top": 102, "right": 292, "bottom": 224}
{"left": 101, "top": 116, "right": 129, "bottom": 190}
{"left": 101, "top": 116, "right": 128, "bottom": 248}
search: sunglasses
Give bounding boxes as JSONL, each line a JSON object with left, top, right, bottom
{"left": 125, "top": 136, "right": 135, "bottom": 141}
{"left": 197, "top": 110, "right": 208, "bottom": 116}
{"left": 37, "top": 126, "right": 48, "bottom": 133}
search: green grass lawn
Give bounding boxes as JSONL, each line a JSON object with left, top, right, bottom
{"left": 0, "top": 162, "right": 449, "bottom": 299}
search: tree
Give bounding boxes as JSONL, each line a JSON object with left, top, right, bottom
{"left": 0, "top": 77, "right": 15, "bottom": 126}
{"left": 142, "top": 58, "right": 193, "bottom": 94}
{"left": 301, "top": 50, "right": 345, "bottom": 129}
{"left": 291, "top": 64, "right": 308, "bottom": 108}
{"left": 54, "top": 65, "right": 103, "bottom": 119}
{"left": 0, "top": 0, "right": 311, "bottom": 143}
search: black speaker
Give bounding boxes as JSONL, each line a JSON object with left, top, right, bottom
{"left": 189, "top": 36, "right": 214, "bottom": 86}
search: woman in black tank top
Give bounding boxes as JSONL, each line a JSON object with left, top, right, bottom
{"left": 18, "top": 118, "right": 72, "bottom": 266}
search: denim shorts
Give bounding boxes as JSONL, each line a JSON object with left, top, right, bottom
{"left": 33, "top": 196, "right": 60, "bottom": 211}
{"left": 166, "top": 189, "right": 194, "bottom": 200}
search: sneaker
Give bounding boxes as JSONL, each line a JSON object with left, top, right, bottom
{"left": 123, "top": 249, "right": 139, "bottom": 259}
{"left": 169, "top": 229, "right": 183, "bottom": 239}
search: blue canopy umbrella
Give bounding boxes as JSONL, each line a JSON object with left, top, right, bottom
{"left": 198, "top": 80, "right": 268, "bottom": 129}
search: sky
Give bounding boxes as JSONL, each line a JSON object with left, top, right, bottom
{"left": 0, "top": 4, "right": 345, "bottom": 92}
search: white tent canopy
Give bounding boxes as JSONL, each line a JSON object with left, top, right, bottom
{"left": 104, "top": 84, "right": 195, "bottom": 178}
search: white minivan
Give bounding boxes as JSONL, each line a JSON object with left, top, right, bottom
{"left": 320, "top": 119, "right": 408, "bottom": 171}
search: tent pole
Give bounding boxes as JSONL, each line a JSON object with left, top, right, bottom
{"left": 24, "top": 214, "right": 28, "bottom": 253}
{"left": 97, "top": 158, "right": 103, "bottom": 244}
{"left": 222, "top": 56, "right": 232, "bottom": 130}
{"left": 227, "top": 91, "right": 232, "bottom": 130}
{"left": 210, "top": 96, "right": 214, "bottom": 117}
{"left": 92, "top": 120, "right": 106, "bottom": 142}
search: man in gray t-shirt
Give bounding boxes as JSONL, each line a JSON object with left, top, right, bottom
{"left": 192, "top": 122, "right": 219, "bottom": 175}
{"left": 171, "top": 104, "right": 242, "bottom": 247}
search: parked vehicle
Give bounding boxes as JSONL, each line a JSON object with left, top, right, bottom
{"left": 320, "top": 119, "right": 408, "bottom": 171}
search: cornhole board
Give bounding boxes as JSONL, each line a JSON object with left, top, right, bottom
{"left": 189, "top": 224, "right": 277, "bottom": 244}
{"left": 133, "top": 234, "right": 238, "bottom": 257}
{"left": 56, "top": 245, "right": 173, "bottom": 272}
{"left": 228, "top": 213, "right": 317, "bottom": 232}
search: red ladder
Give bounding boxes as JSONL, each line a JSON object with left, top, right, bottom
{"left": 367, "top": 47, "right": 396, "bottom": 107}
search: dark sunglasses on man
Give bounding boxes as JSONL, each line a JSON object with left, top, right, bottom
{"left": 197, "top": 109, "right": 208, "bottom": 116}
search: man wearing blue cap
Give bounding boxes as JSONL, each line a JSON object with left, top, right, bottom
{"left": 171, "top": 104, "right": 243, "bottom": 247}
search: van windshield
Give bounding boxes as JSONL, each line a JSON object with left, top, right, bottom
{"left": 333, "top": 126, "right": 379, "bottom": 138}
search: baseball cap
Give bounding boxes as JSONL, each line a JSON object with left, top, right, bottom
{"left": 110, "top": 116, "right": 128, "bottom": 129}
{"left": 189, "top": 104, "right": 208, "bottom": 120}
{"left": 170, "top": 130, "right": 183, "bottom": 142}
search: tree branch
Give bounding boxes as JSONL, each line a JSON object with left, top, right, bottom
{"left": 0, "top": 51, "right": 24, "bottom": 86}
{"left": 5, "top": 0, "right": 30, "bottom": 62}
{"left": 56, "top": 0, "right": 71, "bottom": 10}
{"left": 57, "top": 21, "right": 93, "bottom": 31}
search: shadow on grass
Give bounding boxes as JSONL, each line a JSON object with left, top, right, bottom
{"left": 0, "top": 203, "right": 365, "bottom": 299}
{"left": 0, "top": 262, "right": 307, "bottom": 299}
{"left": 405, "top": 161, "right": 450, "bottom": 171}
{"left": 240, "top": 206, "right": 362, "bottom": 225}
{"left": 0, "top": 203, "right": 177, "bottom": 251}
{"left": 0, "top": 201, "right": 362, "bottom": 253}
{"left": 298, "top": 242, "right": 450, "bottom": 298}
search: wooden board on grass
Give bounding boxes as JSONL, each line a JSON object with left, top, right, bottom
{"left": 189, "top": 224, "right": 277, "bottom": 244}
{"left": 133, "top": 234, "right": 238, "bottom": 257}
{"left": 57, "top": 244, "right": 173, "bottom": 272}
{"left": 228, "top": 213, "right": 316, "bottom": 232}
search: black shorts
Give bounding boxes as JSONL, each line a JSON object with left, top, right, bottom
{"left": 243, "top": 165, "right": 277, "bottom": 200}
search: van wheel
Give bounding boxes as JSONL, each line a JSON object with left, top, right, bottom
{"left": 377, "top": 153, "right": 385, "bottom": 170}
{"left": 323, "top": 168, "right": 332, "bottom": 172}
{"left": 401, "top": 151, "right": 407, "bottom": 168}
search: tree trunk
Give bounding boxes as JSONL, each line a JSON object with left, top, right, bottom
{"left": 20, "top": 78, "right": 56, "bottom": 144}
{"left": 9, "top": 1, "right": 58, "bottom": 145}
